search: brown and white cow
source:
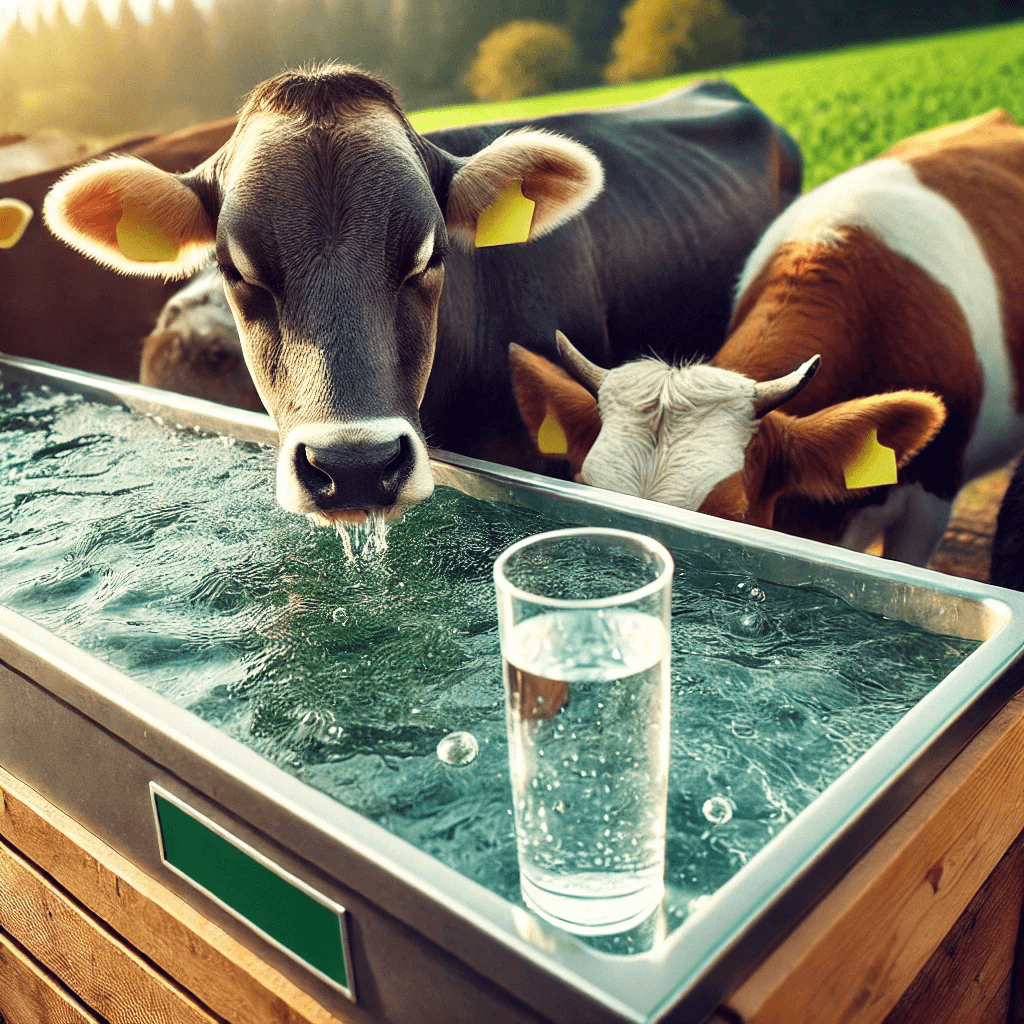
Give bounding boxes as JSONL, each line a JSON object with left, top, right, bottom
{"left": 511, "top": 109, "right": 1024, "bottom": 565}
{"left": 43, "top": 64, "right": 801, "bottom": 525}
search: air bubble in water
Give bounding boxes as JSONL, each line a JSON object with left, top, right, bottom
{"left": 436, "top": 731, "right": 479, "bottom": 767}
{"left": 736, "top": 580, "right": 766, "bottom": 604}
{"left": 702, "top": 795, "right": 734, "bottom": 825}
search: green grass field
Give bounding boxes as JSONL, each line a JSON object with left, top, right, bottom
{"left": 408, "top": 19, "right": 1024, "bottom": 191}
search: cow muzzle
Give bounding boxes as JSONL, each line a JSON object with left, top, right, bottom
{"left": 277, "top": 418, "right": 434, "bottom": 524}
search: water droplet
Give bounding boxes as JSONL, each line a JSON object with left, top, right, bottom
{"left": 331, "top": 607, "right": 348, "bottom": 624}
{"left": 702, "top": 795, "right": 734, "bottom": 825}
{"left": 436, "top": 730, "right": 479, "bottom": 767}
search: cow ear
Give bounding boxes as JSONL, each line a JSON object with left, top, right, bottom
{"left": 752, "top": 390, "right": 947, "bottom": 505}
{"left": 446, "top": 129, "right": 604, "bottom": 248}
{"left": 43, "top": 156, "right": 215, "bottom": 279}
{"left": 509, "top": 343, "right": 602, "bottom": 477}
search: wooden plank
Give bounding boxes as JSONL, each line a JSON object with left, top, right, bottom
{"left": 0, "top": 767, "right": 351, "bottom": 1024}
{"left": 0, "top": 832, "right": 222, "bottom": 1024}
{"left": 881, "top": 824, "right": 1024, "bottom": 1023}
{"left": 927, "top": 461, "right": 1016, "bottom": 583}
{"left": 0, "top": 928, "right": 102, "bottom": 1024}
{"left": 720, "top": 689, "right": 1024, "bottom": 1024}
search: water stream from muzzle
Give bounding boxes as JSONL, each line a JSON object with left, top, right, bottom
{"left": 331, "top": 514, "right": 390, "bottom": 562}
{"left": 0, "top": 380, "right": 978, "bottom": 950}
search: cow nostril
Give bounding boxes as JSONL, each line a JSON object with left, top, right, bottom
{"left": 297, "top": 444, "right": 335, "bottom": 496}
{"left": 381, "top": 434, "right": 412, "bottom": 483}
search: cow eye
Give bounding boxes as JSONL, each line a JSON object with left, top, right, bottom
{"left": 409, "top": 244, "right": 447, "bottom": 283}
{"left": 425, "top": 243, "right": 447, "bottom": 270}
{"left": 217, "top": 261, "right": 243, "bottom": 286}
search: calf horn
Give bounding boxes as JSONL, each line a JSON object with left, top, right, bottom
{"left": 752, "top": 355, "right": 821, "bottom": 417}
{"left": 556, "top": 330, "right": 607, "bottom": 398}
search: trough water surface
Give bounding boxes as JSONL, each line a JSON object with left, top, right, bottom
{"left": 0, "top": 380, "right": 979, "bottom": 946}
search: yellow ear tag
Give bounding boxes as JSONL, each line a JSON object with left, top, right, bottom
{"left": 116, "top": 198, "right": 180, "bottom": 263}
{"left": 0, "top": 198, "right": 33, "bottom": 249}
{"left": 475, "top": 181, "right": 535, "bottom": 248}
{"left": 844, "top": 429, "right": 898, "bottom": 489}
{"left": 537, "top": 411, "right": 568, "bottom": 455}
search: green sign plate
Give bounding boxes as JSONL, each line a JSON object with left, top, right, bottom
{"left": 150, "top": 783, "right": 354, "bottom": 1000}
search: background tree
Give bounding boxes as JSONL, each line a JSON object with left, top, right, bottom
{"left": 0, "top": 0, "right": 1017, "bottom": 140}
{"left": 147, "top": 0, "right": 215, "bottom": 126}
{"left": 11, "top": 4, "right": 96, "bottom": 133}
{"left": 603, "top": 0, "right": 745, "bottom": 83}
{"left": 207, "top": 0, "right": 281, "bottom": 115}
{"left": 280, "top": 0, "right": 335, "bottom": 69}
{"left": 564, "top": 0, "right": 629, "bottom": 84}
{"left": 107, "top": 0, "right": 156, "bottom": 131}
{"left": 463, "top": 19, "right": 576, "bottom": 102}
{"left": 392, "top": 0, "right": 460, "bottom": 107}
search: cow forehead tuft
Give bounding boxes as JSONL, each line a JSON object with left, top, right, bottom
{"left": 601, "top": 360, "right": 754, "bottom": 417}
{"left": 222, "top": 107, "right": 424, "bottom": 196}
{"left": 240, "top": 63, "right": 407, "bottom": 128}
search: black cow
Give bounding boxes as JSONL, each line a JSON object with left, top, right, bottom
{"left": 992, "top": 458, "right": 1024, "bottom": 591}
{"left": 44, "top": 64, "right": 801, "bottom": 525}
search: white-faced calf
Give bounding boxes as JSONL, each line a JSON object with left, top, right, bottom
{"left": 512, "top": 110, "right": 1024, "bottom": 565}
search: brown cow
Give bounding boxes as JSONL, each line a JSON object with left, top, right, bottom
{"left": 0, "top": 129, "right": 89, "bottom": 183}
{"left": 1, "top": 117, "right": 236, "bottom": 381}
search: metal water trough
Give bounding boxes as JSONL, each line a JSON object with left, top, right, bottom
{"left": 1, "top": 352, "right": 1023, "bottom": 1024}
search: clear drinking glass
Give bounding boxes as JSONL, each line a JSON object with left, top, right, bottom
{"left": 494, "top": 527, "right": 673, "bottom": 935}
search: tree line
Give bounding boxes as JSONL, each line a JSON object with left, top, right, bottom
{"left": 0, "top": 0, "right": 1016, "bottom": 138}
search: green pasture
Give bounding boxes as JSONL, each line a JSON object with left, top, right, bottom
{"left": 409, "top": 19, "right": 1024, "bottom": 191}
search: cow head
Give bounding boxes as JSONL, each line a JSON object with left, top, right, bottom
{"left": 43, "top": 65, "right": 603, "bottom": 525}
{"left": 510, "top": 333, "right": 946, "bottom": 526}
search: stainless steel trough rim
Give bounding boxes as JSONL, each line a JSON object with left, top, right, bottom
{"left": 1, "top": 351, "right": 1022, "bottom": 1024}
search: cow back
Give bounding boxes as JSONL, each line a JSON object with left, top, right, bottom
{"left": 422, "top": 82, "right": 802, "bottom": 459}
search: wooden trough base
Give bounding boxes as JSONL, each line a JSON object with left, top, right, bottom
{"left": 5, "top": 682, "right": 1024, "bottom": 1024}
{"left": 1, "top": 459, "right": 1022, "bottom": 1024}
{"left": 0, "top": 765, "right": 350, "bottom": 1024}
